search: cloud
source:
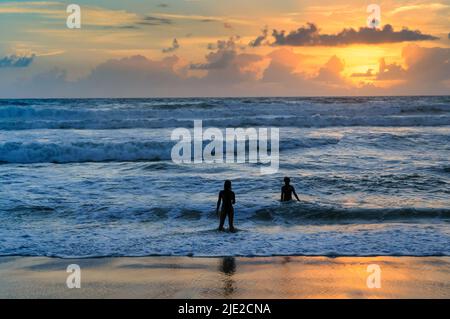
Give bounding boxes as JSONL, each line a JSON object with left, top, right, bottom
{"left": 1, "top": 51, "right": 345, "bottom": 98}
{"left": 201, "top": 53, "right": 263, "bottom": 84}
{"left": 150, "top": 13, "right": 251, "bottom": 26}
{"left": 206, "top": 36, "right": 239, "bottom": 51}
{"left": 189, "top": 37, "right": 266, "bottom": 82}
{"left": 262, "top": 48, "right": 303, "bottom": 83}
{"left": 2, "top": 40, "right": 448, "bottom": 98}
{"left": 249, "top": 26, "right": 269, "bottom": 47}
{"left": 76, "top": 55, "right": 186, "bottom": 97}
{"left": 5, "top": 67, "right": 70, "bottom": 98}
{"left": 190, "top": 37, "right": 241, "bottom": 70}
{"left": 314, "top": 55, "right": 346, "bottom": 84}
{"left": 376, "top": 58, "right": 406, "bottom": 80}
{"left": 157, "top": 3, "right": 169, "bottom": 8}
{"left": 162, "top": 38, "right": 180, "bottom": 53}
{"left": 389, "top": 3, "right": 449, "bottom": 15}
{"left": 374, "top": 45, "right": 450, "bottom": 85}
{"left": 272, "top": 23, "right": 439, "bottom": 46}
{"left": 260, "top": 49, "right": 350, "bottom": 95}
{"left": 77, "top": 50, "right": 263, "bottom": 96}
{"left": 366, "top": 45, "right": 450, "bottom": 95}
{"left": 190, "top": 37, "right": 265, "bottom": 85}
{"left": 0, "top": 1, "right": 61, "bottom": 16}
{"left": 190, "top": 51, "right": 236, "bottom": 70}
{"left": 0, "top": 2, "right": 168, "bottom": 30}
{"left": 260, "top": 50, "right": 348, "bottom": 91}
{"left": 401, "top": 45, "right": 450, "bottom": 83}
{"left": 223, "top": 22, "right": 233, "bottom": 29}
{"left": 139, "top": 16, "right": 172, "bottom": 26}
{"left": 351, "top": 69, "right": 375, "bottom": 78}
{"left": 0, "top": 54, "right": 35, "bottom": 68}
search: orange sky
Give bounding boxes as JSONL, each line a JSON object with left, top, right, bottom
{"left": 0, "top": 0, "right": 449, "bottom": 97}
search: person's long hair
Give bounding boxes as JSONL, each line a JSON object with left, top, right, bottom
{"left": 224, "top": 180, "right": 232, "bottom": 191}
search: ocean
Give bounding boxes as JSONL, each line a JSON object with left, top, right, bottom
{"left": 0, "top": 96, "right": 449, "bottom": 258}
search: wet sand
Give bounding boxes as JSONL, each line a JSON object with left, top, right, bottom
{"left": 0, "top": 256, "right": 449, "bottom": 298}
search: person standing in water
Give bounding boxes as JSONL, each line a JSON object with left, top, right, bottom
{"left": 216, "top": 180, "right": 236, "bottom": 232}
{"left": 281, "top": 177, "right": 300, "bottom": 202}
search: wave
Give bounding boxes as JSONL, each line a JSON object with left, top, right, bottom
{"left": 1, "top": 115, "right": 449, "bottom": 130}
{"left": 2, "top": 201, "right": 449, "bottom": 258}
{"left": 1, "top": 96, "right": 449, "bottom": 130}
{"left": 0, "top": 135, "right": 338, "bottom": 164}
{"left": 251, "top": 203, "right": 450, "bottom": 223}
{"left": 0, "top": 141, "right": 173, "bottom": 163}
{"left": 4, "top": 202, "right": 450, "bottom": 224}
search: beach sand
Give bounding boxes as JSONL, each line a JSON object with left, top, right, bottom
{"left": 0, "top": 256, "right": 449, "bottom": 299}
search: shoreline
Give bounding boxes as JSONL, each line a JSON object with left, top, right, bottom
{"left": 1, "top": 253, "right": 450, "bottom": 259}
{"left": 0, "top": 256, "right": 449, "bottom": 298}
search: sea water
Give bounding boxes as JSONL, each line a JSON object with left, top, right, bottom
{"left": 0, "top": 96, "right": 449, "bottom": 257}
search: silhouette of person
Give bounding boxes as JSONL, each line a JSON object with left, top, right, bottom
{"left": 281, "top": 177, "right": 300, "bottom": 202}
{"left": 216, "top": 180, "right": 236, "bottom": 232}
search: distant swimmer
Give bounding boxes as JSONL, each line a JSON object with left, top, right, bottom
{"left": 281, "top": 177, "right": 300, "bottom": 202}
{"left": 216, "top": 180, "right": 236, "bottom": 232}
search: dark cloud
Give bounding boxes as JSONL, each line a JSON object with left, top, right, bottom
{"left": 206, "top": 36, "right": 239, "bottom": 51}
{"left": 192, "top": 37, "right": 246, "bottom": 70}
{"left": 94, "top": 25, "right": 140, "bottom": 30}
{"left": 249, "top": 26, "right": 268, "bottom": 47}
{"left": 198, "top": 53, "right": 263, "bottom": 84}
{"left": 376, "top": 58, "right": 406, "bottom": 80}
{"left": 139, "top": 16, "right": 172, "bottom": 26}
{"left": 0, "top": 54, "right": 35, "bottom": 68}
{"left": 118, "top": 25, "right": 140, "bottom": 30}
{"left": 157, "top": 3, "right": 169, "bottom": 8}
{"left": 78, "top": 55, "right": 186, "bottom": 97}
{"left": 162, "top": 38, "right": 180, "bottom": 53}
{"left": 190, "top": 51, "right": 236, "bottom": 70}
{"left": 272, "top": 23, "right": 439, "bottom": 46}
{"left": 0, "top": 52, "right": 345, "bottom": 97}
{"left": 78, "top": 51, "right": 262, "bottom": 96}
{"left": 189, "top": 37, "right": 263, "bottom": 86}
{"left": 351, "top": 69, "right": 375, "bottom": 77}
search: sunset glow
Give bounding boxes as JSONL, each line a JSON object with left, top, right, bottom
{"left": 0, "top": 1, "right": 449, "bottom": 96}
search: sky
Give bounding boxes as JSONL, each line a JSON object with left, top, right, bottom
{"left": 0, "top": 0, "right": 449, "bottom": 97}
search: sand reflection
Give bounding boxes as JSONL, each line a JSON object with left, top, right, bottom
{"left": 218, "top": 257, "right": 236, "bottom": 297}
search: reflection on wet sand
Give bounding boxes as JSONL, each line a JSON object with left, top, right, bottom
{"left": 218, "top": 257, "right": 236, "bottom": 297}
{"left": 0, "top": 256, "right": 449, "bottom": 298}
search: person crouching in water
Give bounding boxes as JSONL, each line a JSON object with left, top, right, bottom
{"left": 281, "top": 177, "right": 300, "bottom": 202}
{"left": 216, "top": 180, "right": 236, "bottom": 232}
